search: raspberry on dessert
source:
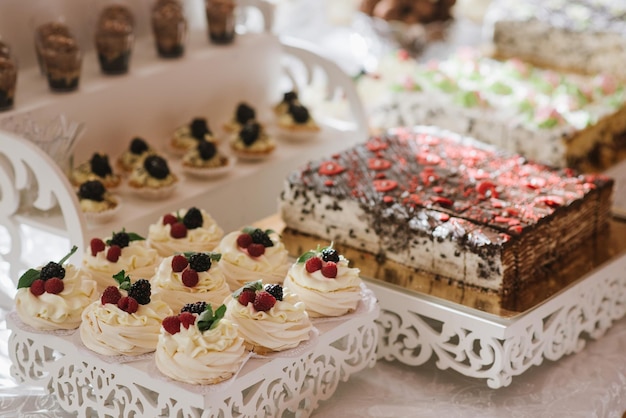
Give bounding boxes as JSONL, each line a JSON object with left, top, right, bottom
{"left": 305, "top": 257, "right": 322, "bottom": 273}
{"left": 162, "top": 315, "right": 181, "bottom": 335}
{"left": 264, "top": 284, "right": 283, "bottom": 301}
{"left": 128, "top": 279, "right": 151, "bottom": 305}
{"left": 182, "top": 207, "right": 203, "bottom": 230}
{"left": 44, "top": 277, "right": 64, "bottom": 294}
{"left": 118, "top": 296, "right": 139, "bottom": 314}
{"left": 162, "top": 213, "right": 178, "bottom": 226}
{"left": 321, "top": 261, "right": 338, "bottom": 278}
{"left": 236, "top": 233, "right": 253, "bottom": 248}
{"left": 170, "top": 222, "right": 188, "bottom": 239}
{"left": 321, "top": 248, "right": 340, "bottom": 263}
{"left": 181, "top": 301, "right": 208, "bottom": 314}
{"left": 101, "top": 286, "right": 122, "bottom": 305}
{"left": 106, "top": 245, "right": 122, "bottom": 262}
{"left": 247, "top": 243, "right": 265, "bottom": 258}
{"left": 237, "top": 288, "right": 256, "bottom": 306}
{"left": 30, "top": 279, "right": 45, "bottom": 296}
{"left": 253, "top": 291, "right": 276, "bottom": 312}
{"left": 171, "top": 254, "right": 188, "bottom": 273}
{"left": 182, "top": 269, "right": 199, "bottom": 287}
{"left": 188, "top": 253, "right": 212, "bottom": 272}
{"left": 90, "top": 238, "right": 106, "bottom": 256}
{"left": 40, "top": 261, "right": 65, "bottom": 281}
{"left": 178, "top": 311, "right": 196, "bottom": 329}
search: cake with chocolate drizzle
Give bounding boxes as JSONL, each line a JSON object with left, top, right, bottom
{"left": 279, "top": 125, "right": 614, "bottom": 298}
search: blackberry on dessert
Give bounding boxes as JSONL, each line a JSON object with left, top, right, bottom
{"left": 223, "top": 102, "right": 257, "bottom": 133}
{"left": 117, "top": 137, "right": 153, "bottom": 173}
{"left": 71, "top": 152, "right": 122, "bottom": 188}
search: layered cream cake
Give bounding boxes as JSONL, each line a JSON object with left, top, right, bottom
{"left": 15, "top": 246, "right": 98, "bottom": 330}
{"left": 359, "top": 50, "right": 626, "bottom": 171}
{"left": 279, "top": 126, "right": 614, "bottom": 297}
{"left": 484, "top": 0, "right": 626, "bottom": 78}
{"left": 224, "top": 281, "right": 312, "bottom": 354}
{"left": 147, "top": 207, "right": 224, "bottom": 257}
{"left": 284, "top": 245, "right": 363, "bottom": 318}
{"left": 151, "top": 252, "right": 231, "bottom": 313}
{"left": 215, "top": 227, "right": 290, "bottom": 290}
{"left": 155, "top": 303, "right": 247, "bottom": 385}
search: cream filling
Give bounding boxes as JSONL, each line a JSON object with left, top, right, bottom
{"left": 147, "top": 208, "right": 224, "bottom": 257}
{"left": 79, "top": 299, "right": 172, "bottom": 356}
{"left": 155, "top": 318, "right": 246, "bottom": 384}
{"left": 151, "top": 255, "right": 232, "bottom": 312}
{"left": 224, "top": 290, "right": 312, "bottom": 352}
{"left": 15, "top": 265, "right": 98, "bottom": 330}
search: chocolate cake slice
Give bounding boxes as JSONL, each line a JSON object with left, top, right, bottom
{"left": 279, "top": 126, "right": 614, "bottom": 297}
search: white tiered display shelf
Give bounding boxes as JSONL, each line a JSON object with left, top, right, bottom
{"left": 0, "top": 1, "right": 367, "bottom": 282}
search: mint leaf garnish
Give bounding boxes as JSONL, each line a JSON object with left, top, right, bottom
{"left": 231, "top": 280, "right": 263, "bottom": 298}
{"left": 113, "top": 270, "right": 131, "bottom": 291}
{"left": 197, "top": 304, "right": 227, "bottom": 332}
{"left": 297, "top": 251, "right": 317, "bottom": 264}
{"left": 17, "top": 245, "right": 78, "bottom": 289}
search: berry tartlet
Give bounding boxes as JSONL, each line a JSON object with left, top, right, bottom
{"left": 284, "top": 244, "right": 363, "bottom": 318}
{"left": 70, "top": 152, "right": 122, "bottom": 189}
{"left": 147, "top": 207, "right": 224, "bottom": 257}
{"left": 214, "top": 227, "right": 290, "bottom": 291}
{"left": 80, "top": 270, "right": 173, "bottom": 356}
{"left": 224, "top": 281, "right": 313, "bottom": 354}
{"left": 155, "top": 303, "right": 247, "bottom": 385}
{"left": 275, "top": 102, "right": 320, "bottom": 141}
{"left": 128, "top": 154, "right": 178, "bottom": 199}
{"left": 83, "top": 229, "right": 161, "bottom": 293}
{"left": 181, "top": 139, "right": 233, "bottom": 178}
{"left": 77, "top": 179, "right": 120, "bottom": 223}
{"left": 14, "top": 246, "right": 98, "bottom": 331}
{"left": 229, "top": 120, "right": 276, "bottom": 160}
{"left": 117, "top": 137, "right": 154, "bottom": 173}
{"left": 151, "top": 252, "right": 231, "bottom": 313}
{"left": 222, "top": 102, "right": 257, "bottom": 133}
{"left": 170, "top": 117, "right": 217, "bottom": 156}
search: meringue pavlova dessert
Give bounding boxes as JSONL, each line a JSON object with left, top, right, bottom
{"left": 224, "top": 281, "right": 312, "bottom": 354}
{"left": 147, "top": 206, "right": 224, "bottom": 257}
{"left": 156, "top": 302, "right": 247, "bottom": 385}
{"left": 151, "top": 252, "right": 231, "bottom": 313}
{"left": 80, "top": 270, "right": 172, "bottom": 356}
{"left": 215, "top": 227, "right": 290, "bottom": 291}
{"left": 83, "top": 229, "right": 161, "bottom": 293}
{"left": 284, "top": 244, "right": 362, "bottom": 318}
{"left": 15, "top": 246, "right": 98, "bottom": 330}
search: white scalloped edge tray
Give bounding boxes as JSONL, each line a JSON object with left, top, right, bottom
{"left": 7, "top": 289, "right": 379, "bottom": 418}
{"left": 370, "top": 252, "right": 626, "bottom": 389}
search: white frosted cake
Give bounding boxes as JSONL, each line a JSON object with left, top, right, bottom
{"left": 359, "top": 50, "right": 626, "bottom": 171}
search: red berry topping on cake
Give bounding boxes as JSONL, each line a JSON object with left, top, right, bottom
{"left": 44, "top": 277, "right": 64, "bottom": 294}
{"left": 318, "top": 161, "right": 346, "bottom": 176}
{"left": 106, "top": 245, "right": 122, "bottom": 262}
{"left": 171, "top": 254, "right": 188, "bottom": 273}
{"left": 162, "top": 213, "right": 178, "bottom": 226}
{"left": 321, "top": 261, "right": 338, "bottom": 278}
{"left": 305, "top": 257, "right": 322, "bottom": 273}
{"left": 247, "top": 243, "right": 265, "bottom": 257}
{"left": 30, "top": 279, "right": 45, "bottom": 296}
{"left": 90, "top": 238, "right": 106, "bottom": 256}
{"left": 373, "top": 179, "right": 398, "bottom": 192}
{"left": 182, "top": 269, "right": 199, "bottom": 287}
{"left": 101, "top": 286, "right": 122, "bottom": 305}
{"left": 117, "top": 296, "right": 139, "bottom": 314}
{"left": 162, "top": 315, "right": 181, "bottom": 335}
{"left": 237, "top": 288, "right": 256, "bottom": 306}
{"left": 170, "top": 222, "right": 188, "bottom": 238}
{"left": 476, "top": 181, "right": 498, "bottom": 198}
{"left": 253, "top": 291, "right": 276, "bottom": 312}
{"left": 236, "top": 233, "right": 253, "bottom": 248}
{"left": 178, "top": 311, "right": 196, "bottom": 329}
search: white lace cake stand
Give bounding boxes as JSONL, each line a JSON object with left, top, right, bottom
{"left": 7, "top": 291, "right": 378, "bottom": 418}
{"left": 369, "top": 252, "right": 626, "bottom": 389}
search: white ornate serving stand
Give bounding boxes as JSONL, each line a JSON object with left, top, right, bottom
{"left": 369, "top": 252, "right": 626, "bottom": 389}
{"left": 8, "top": 295, "right": 379, "bottom": 417}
